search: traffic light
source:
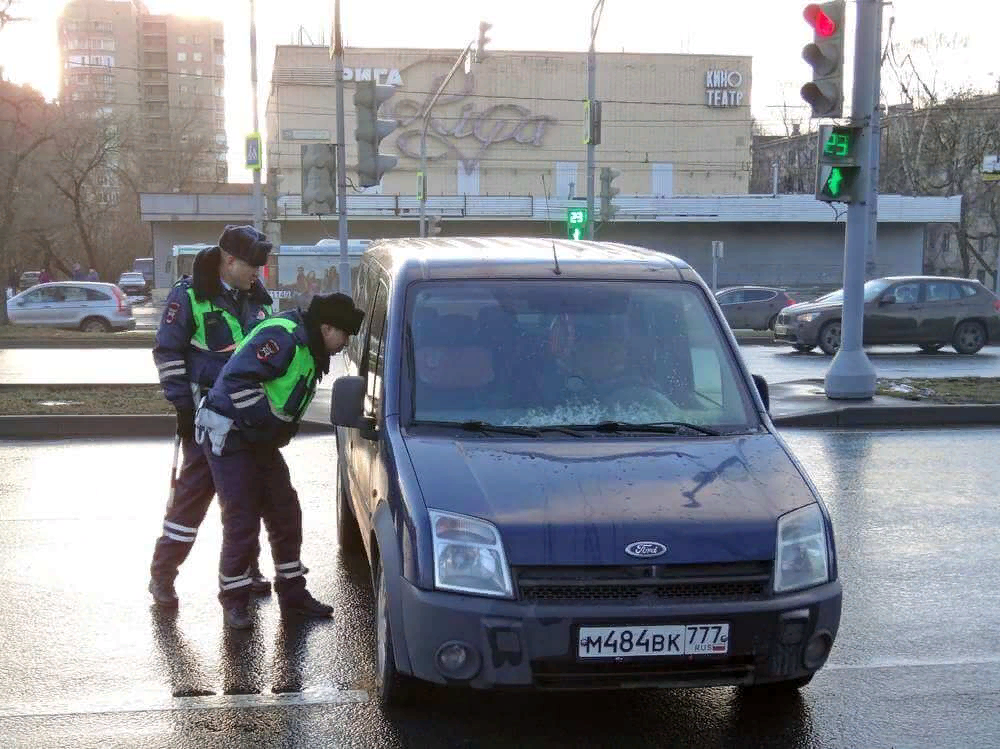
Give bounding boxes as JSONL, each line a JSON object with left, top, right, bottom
{"left": 583, "top": 99, "right": 602, "bottom": 145}
{"left": 354, "top": 79, "right": 398, "bottom": 188}
{"left": 599, "top": 167, "right": 621, "bottom": 220}
{"left": 815, "top": 123, "right": 862, "bottom": 202}
{"left": 474, "top": 21, "right": 492, "bottom": 63}
{"left": 800, "top": 0, "right": 846, "bottom": 118}
{"left": 300, "top": 144, "right": 336, "bottom": 215}
{"left": 566, "top": 207, "right": 587, "bottom": 240}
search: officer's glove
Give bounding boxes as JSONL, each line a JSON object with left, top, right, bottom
{"left": 176, "top": 406, "right": 196, "bottom": 440}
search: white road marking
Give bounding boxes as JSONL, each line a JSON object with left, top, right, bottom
{"left": 0, "top": 687, "right": 369, "bottom": 719}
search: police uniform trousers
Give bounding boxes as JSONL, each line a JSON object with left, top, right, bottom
{"left": 150, "top": 434, "right": 262, "bottom": 582}
{"left": 202, "top": 441, "right": 307, "bottom": 606}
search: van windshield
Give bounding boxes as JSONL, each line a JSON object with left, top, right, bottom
{"left": 404, "top": 280, "right": 759, "bottom": 432}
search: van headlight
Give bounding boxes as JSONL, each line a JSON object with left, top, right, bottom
{"left": 429, "top": 509, "right": 513, "bottom": 598}
{"left": 774, "top": 504, "right": 830, "bottom": 593}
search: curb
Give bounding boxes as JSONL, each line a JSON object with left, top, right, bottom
{"left": 0, "top": 414, "right": 335, "bottom": 440}
{"left": 771, "top": 404, "right": 1000, "bottom": 428}
{"left": 0, "top": 337, "right": 155, "bottom": 349}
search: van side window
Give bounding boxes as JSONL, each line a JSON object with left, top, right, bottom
{"left": 362, "top": 284, "right": 388, "bottom": 417}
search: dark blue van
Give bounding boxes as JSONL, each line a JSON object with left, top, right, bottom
{"left": 330, "top": 238, "right": 841, "bottom": 707}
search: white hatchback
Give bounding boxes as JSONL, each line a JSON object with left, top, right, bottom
{"left": 5, "top": 282, "right": 137, "bottom": 332}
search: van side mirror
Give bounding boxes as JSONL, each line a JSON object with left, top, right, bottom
{"left": 752, "top": 374, "right": 770, "bottom": 412}
{"left": 331, "top": 375, "right": 365, "bottom": 426}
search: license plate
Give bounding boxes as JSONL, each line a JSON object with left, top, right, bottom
{"left": 774, "top": 324, "right": 789, "bottom": 335}
{"left": 577, "top": 623, "right": 730, "bottom": 659}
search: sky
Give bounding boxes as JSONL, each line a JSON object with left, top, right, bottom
{"left": 1, "top": 0, "right": 997, "bottom": 183}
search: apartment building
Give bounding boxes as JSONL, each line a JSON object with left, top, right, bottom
{"left": 58, "top": 0, "right": 227, "bottom": 191}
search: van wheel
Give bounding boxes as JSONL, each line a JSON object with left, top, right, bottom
{"left": 336, "top": 464, "right": 364, "bottom": 558}
{"left": 953, "top": 321, "right": 986, "bottom": 355}
{"left": 818, "top": 321, "right": 841, "bottom": 356}
{"left": 80, "top": 317, "right": 111, "bottom": 333}
{"left": 374, "top": 557, "right": 417, "bottom": 709}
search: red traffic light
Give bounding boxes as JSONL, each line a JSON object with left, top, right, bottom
{"left": 804, "top": 4, "right": 837, "bottom": 37}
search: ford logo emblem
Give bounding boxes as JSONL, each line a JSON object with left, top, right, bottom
{"left": 625, "top": 541, "right": 668, "bottom": 558}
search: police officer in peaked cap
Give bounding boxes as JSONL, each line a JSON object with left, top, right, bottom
{"left": 149, "top": 225, "right": 276, "bottom": 607}
{"left": 195, "top": 292, "right": 365, "bottom": 629}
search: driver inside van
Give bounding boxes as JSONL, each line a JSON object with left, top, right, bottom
{"left": 412, "top": 310, "right": 497, "bottom": 415}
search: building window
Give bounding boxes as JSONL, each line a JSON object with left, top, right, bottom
{"left": 215, "top": 54, "right": 224, "bottom": 66}
{"left": 177, "top": 51, "right": 187, "bottom": 62}
{"left": 177, "top": 35, "right": 187, "bottom": 45}
{"left": 102, "top": 74, "right": 114, "bottom": 87}
{"left": 215, "top": 114, "right": 225, "bottom": 129}
{"left": 90, "top": 55, "right": 115, "bottom": 67}
{"left": 93, "top": 21, "right": 112, "bottom": 32}
{"left": 179, "top": 68, "right": 188, "bottom": 76}
{"left": 194, "top": 68, "right": 203, "bottom": 77}
{"left": 91, "top": 38, "right": 115, "bottom": 50}
{"left": 214, "top": 84, "right": 223, "bottom": 96}
{"left": 65, "top": 20, "right": 81, "bottom": 32}
{"left": 194, "top": 35, "right": 203, "bottom": 45}
{"left": 192, "top": 52, "right": 202, "bottom": 62}
{"left": 67, "top": 38, "right": 86, "bottom": 49}
{"left": 67, "top": 55, "right": 87, "bottom": 68}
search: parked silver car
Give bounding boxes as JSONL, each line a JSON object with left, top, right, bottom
{"left": 5, "top": 282, "right": 136, "bottom": 332}
{"left": 715, "top": 286, "right": 796, "bottom": 331}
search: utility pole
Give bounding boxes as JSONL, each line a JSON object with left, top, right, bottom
{"left": 332, "top": 0, "right": 350, "bottom": 293}
{"left": 824, "top": 0, "right": 881, "bottom": 399}
{"left": 585, "top": 0, "right": 606, "bottom": 240}
{"left": 249, "top": 0, "right": 262, "bottom": 232}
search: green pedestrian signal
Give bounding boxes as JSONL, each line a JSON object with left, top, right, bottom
{"left": 567, "top": 207, "right": 588, "bottom": 240}
{"left": 815, "top": 123, "right": 862, "bottom": 203}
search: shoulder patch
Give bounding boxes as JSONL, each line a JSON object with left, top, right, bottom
{"left": 165, "top": 301, "right": 181, "bottom": 324}
{"left": 257, "top": 309, "right": 267, "bottom": 320}
{"left": 256, "top": 338, "right": 280, "bottom": 361}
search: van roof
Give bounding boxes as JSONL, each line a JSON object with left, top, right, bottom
{"left": 366, "top": 237, "right": 693, "bottom": 282}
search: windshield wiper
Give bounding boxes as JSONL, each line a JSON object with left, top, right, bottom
{"left": 585, "top": 420, "right": 721, "bottom": 436}
{"left": 458, "top": 420, "right": 542, "bottom": 437}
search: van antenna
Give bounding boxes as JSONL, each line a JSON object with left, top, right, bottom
{"left": 540, "top": 174, "right": 561, "bottom": 275}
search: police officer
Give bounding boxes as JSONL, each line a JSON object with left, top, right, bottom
{"left": 149, "top": 225, "right": 275, "bottom": 607}
{"left": 196, "top": 292, "right": 365, "bottom": 629}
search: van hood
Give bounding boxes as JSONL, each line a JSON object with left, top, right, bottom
{"left": 404, "top": 433, "right": 815, "bottom": 566}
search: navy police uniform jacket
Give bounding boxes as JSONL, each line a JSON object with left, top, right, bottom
{"left": 153, "top": 272, "right": 273, "bottom": 411}
{"left": 203, "top": 310, "right": 319, "bottom": 451}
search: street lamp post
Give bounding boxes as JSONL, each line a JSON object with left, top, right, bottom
{"left": 418, "top": 40, "right": 476, "bottom": 238}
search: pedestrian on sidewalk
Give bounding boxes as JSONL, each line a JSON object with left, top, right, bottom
{"left": 195, "top": 292, "right": 364, "bottom": 629}
{"left": 148, "top": 225, "right": 275, "bottom": 608}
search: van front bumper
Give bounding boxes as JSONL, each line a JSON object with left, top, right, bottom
{"left": 396, "top": 577, "right": 842, "bottom": 690}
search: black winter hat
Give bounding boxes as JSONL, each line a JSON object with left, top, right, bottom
{"left": 218, "top": 225, "right": 272, "bottom": 267}
{"left": 305, "top": 292, "right": 365, "bottom": 335}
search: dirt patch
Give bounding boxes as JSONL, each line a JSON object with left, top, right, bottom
{"left": 877, "top": 377, "right": 1000, "bottom": 404}
{"left": 0, "top": 384, "right": 172, "bottom": 415}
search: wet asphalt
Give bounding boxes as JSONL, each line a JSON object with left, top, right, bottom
{"left": 0, "top": 429, "right": 997, "bottom": 748}
{"left": 3, "top": 344, "right": 1000, "bottom": 386}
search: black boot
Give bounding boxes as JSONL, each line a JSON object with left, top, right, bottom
{"left": 223, "top": 603, "right": 252, "bottom": 630}
{"left": 149, "top": 578, "right": 178, "bottom": 608}
{"left": 279, "top": 589, "right": 333, "bottom": 618}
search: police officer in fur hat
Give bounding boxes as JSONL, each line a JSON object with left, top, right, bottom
{"left": 195, "top": 292, "right": 365, "bottom": 629}
{"left": 149, "top": 225, "right": 275, "bottom": 608}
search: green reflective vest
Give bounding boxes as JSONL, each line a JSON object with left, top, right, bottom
{"left": 187, "top": 287, "right": 272, "bottom": 352}
{"left": 234, "top": 316, "right": 317, "bottom": 422}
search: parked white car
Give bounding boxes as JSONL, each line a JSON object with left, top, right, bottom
{"left": 5, "top": 282, "right": 136, "bottom": 332}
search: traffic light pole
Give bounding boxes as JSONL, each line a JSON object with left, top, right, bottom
{"left": 249, "top": 0, "right": 262, "bottom": 232}
{"left": 418, "top": 40, "right": 475, "bottom": 238}
{"left": 824, "top": 0, "right": 882, "bottom": 400}
{"left": 333, "top": 0, "right": 350, "bottom": 293}
{"left": 585, "top": 0, "right": 606, "bottom": 240}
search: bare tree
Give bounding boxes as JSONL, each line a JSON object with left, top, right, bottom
{"left": 0, "top": 0, "right": 27, "bottom": 31}
{"left": 883, "top": 33, "right": 1000, "bottom": 280}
